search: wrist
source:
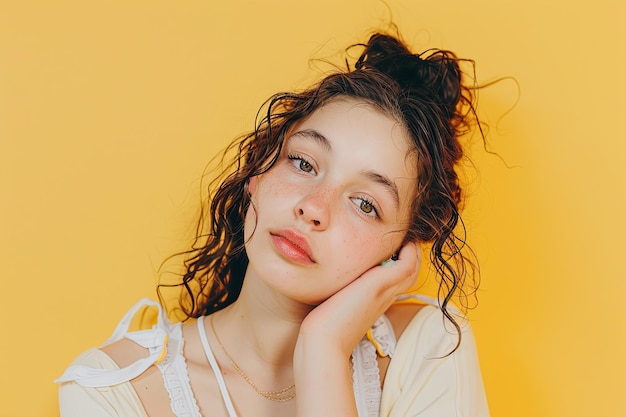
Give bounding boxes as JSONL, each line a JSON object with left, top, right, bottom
{"left": 293, "top": 333, "right": 357, "bottom": 417}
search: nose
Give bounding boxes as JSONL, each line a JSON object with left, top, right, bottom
{"left": 295, "top": 187, "right": 331, "bottom": 230}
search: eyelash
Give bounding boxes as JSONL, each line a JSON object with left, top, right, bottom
{"left": 287, "top": 153, "right": 316, "bottom": 174}
{"left": 286, "top": 153, "right": 381, "bottom": 220}
{"left": 351, "top": 195, "right": 380, "bottom": 219}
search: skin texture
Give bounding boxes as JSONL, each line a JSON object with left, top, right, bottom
{"left": 102, "top": 98, "right": 423, "bottom": 417}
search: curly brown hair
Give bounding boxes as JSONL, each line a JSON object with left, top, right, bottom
{"left": 160, "top": 32, "right": 481, "bottom": 350}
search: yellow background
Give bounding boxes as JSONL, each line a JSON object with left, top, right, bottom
{"left": 1, "top": 1, "right": 624, "bottom": 416}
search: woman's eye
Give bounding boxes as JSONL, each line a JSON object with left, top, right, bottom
{"left": 288, "top": 154, "right": 316, "bottom": 174}
{"left": 352, "top": 197, "right": 379, "bottom": 218}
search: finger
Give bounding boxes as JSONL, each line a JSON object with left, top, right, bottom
{"left": 386, "top": 241, "right": 419, "bottom": 275}
{"left": 383, "top": 241, "right": 421, "bottom": 293}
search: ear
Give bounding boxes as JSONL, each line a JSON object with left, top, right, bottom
{"left": 247, "top": 176, "right": 258, "bottom": 195}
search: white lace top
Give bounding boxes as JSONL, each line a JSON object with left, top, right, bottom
{"left": 56, "top": 296, "right": 490, "bottom": 417}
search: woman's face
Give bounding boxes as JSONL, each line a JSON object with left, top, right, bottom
{"left": 244, "top": 98, "right": 417, "bottom": 305}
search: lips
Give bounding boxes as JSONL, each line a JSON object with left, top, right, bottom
{"left": 270, "top": 229, "right": 316, "bottom": 265}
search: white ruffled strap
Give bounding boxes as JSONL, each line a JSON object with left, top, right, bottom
{"left": 352, "top": 313, "right": 399, "bottom": 417}
{"left": 366, "top": 315, "right": 396, "bottom": 358}
{"left": 55, "top": 298, "right": 168, "bottom": 388}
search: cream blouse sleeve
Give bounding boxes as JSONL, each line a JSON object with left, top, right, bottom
{"left": 380, "top": 305, "right": 490, "bottom": 417}
{"left": 58, "top": 348, "right": 148, "bottom": 417}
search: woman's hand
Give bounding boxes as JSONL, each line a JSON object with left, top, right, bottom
{"left": 299, "top": 241, "right": 421, "bottom": 355}
{"left": 293, "top": 242, "right": 421, "bottom": 416}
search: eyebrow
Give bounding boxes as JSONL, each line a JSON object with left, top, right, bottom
{"left": 361, "top": 170, "right": 400, "bottom": 208}
{"left": 290, "top": 129, "right": 333, "bottom": 152}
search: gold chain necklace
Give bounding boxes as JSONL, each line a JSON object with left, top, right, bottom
{"left": 209, "top": 315, "right": 296, "bottom": 402}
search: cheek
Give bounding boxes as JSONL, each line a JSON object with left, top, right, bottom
{"left": 254, "top": 170, "right": 302, "bottom": 204}
{"left": 244, "top": 172, "right": 295, "bottom": 239}
{"left": 334, "top": 225, "right": 403, "bottom": 276}
{"left": 322, "top": 202, "right": 410, "bottom": 275}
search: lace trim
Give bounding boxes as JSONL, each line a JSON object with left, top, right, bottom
{"left": 157, "top": 321, "right": 203, "bottom": 417}
{"left": 352, "top": 314, "right": 397, "bottom": 417}
{"left": 366, "top": 315, "right": 397, "bottom": 358}
{"left": 352, "top": 338, "right": 382, "bottom": 417}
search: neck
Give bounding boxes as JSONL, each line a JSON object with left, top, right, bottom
{"left": 212, "top": 267, "right": 315, "bottom": 369}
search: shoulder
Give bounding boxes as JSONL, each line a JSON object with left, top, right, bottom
{"left": 101, "top": 338, "right": 174, "bottom": 416}
{"left": 63, "top": 347, "right": 121, "bottom": 371}
{"left": 384, "top": 302, "right": 429, "bottom": 342}
{"left": 384, "top": 300, "right": 476, "bottom": 360}
{"left": 381, "top": 297, "right": 490, "bottom": 416}
{"left": 386, "top": 295, "right": 475, "bottom": 356}
{"left": 392, "top": 300, "right": 479, "bottom": 363}
{"left": 56, "top": 299, "right": 182, "bottom": 416}
{"left": 100, "top": 337, "right": 152, "bottom": 367}
{"left": 58, "top": 348, "right": 149, "bottom": 417}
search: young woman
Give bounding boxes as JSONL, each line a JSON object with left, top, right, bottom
{"left": 56, "top": 32, "right": 490, "bottom": 416}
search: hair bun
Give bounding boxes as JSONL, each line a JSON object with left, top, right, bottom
{"left": 355, "top": 33, "right": 463, "bottom": 115}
